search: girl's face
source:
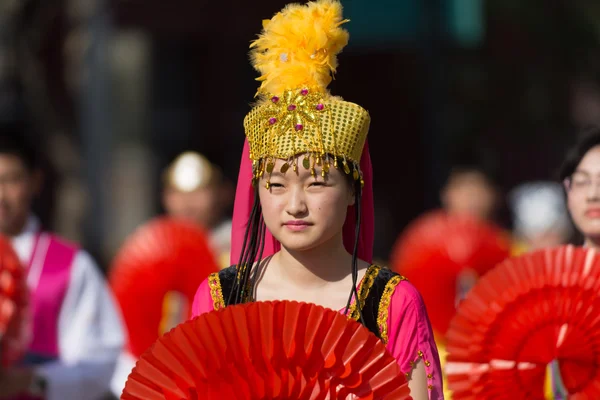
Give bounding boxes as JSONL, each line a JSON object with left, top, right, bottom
{"left": 566, "top": 145, "right": 600, "bottom": 242}
{"left": 258, "top": 157, "right": 355, "bottom": 252}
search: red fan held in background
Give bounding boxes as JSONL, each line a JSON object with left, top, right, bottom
{"left": 110, "top": 217, "right": 219, "bottom": 358}
{"left": 0, "top": 235, "right": 28, "bottom": 367}
{"left": 121, "top": 301, "right": 412, "bottom": 400}
{"left": 391, "top": 211, "right": 511, "bottom": 338}
{"left": 445, "top": 245, "right": 600, "bottom": 399}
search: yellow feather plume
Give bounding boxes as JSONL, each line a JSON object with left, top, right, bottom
{"left": 250, "top": 0, "right": 349, "bottom": 98}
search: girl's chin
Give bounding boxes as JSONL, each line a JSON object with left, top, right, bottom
{"left": 277, "top": 235, "right": 325, "bottom": 252}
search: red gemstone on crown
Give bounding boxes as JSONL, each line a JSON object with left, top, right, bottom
{"left": 301, "top": 89, "right": 309, "bottom": 95}
{"left": 288, "top": 104, "right": 297, "bottom": 111}
{"left": 295, "top": 124, "right": 304, "bottom": 131}
{"left": 316, "top": 103, "right": 324, "bottom": 111}
{"left": 271, "top": 96, "right": 279, "bottom": 103}
{"left": 269, "top": 117, "right": 277, "bottom": 125}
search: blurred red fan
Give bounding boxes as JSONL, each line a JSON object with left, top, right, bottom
{"left": 0, "top": 235, "right": 28, "bottom": 367}
{"left": 445, "top": 245, "right": 600, "bottom": 399}
{"left": 391, "top": 211, "right": 511, "bottom": 337}
{"left": 110, "top": 217, "right": 219, "bottom": 358}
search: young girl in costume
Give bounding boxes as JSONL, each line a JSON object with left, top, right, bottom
{"left": 561, "top": 126, "right": 600, "bottom": 250}
{"left": 192, "top": 1, "right": 443, "bottom": 398}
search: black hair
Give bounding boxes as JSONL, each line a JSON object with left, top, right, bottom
{"left": 0, "top": 122, "right": 39, "bottom": 171}
{"left": 445, "top": 145, "right": 501, "bottom": 188}
{"left": 227, "top": 156, "right": 365, "bottom": 325}
{"left": 559, "top": 125, "right": 600, "bottom": 182}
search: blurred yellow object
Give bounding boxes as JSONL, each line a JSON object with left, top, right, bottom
{"left": 510, "top": 238, "right": 529, "bottom": 257}
{"left": 159, "top": 291, "right": 188, "bottom": 335}
{"left": 436, "top": 336, "right": 453, "bottom": 399}
{"left": 218, "top": 252, "right": 230, "bottom": 270}
{"left": 544, "top": 365, "right": 553, "bottom": 399}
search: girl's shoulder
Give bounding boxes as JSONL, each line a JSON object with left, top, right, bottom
{"left": 192, "top": 265, "right": 237, "bottom": 317}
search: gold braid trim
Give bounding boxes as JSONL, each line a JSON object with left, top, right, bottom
{"left": 377, "top": 275, "right": 406, "bottom": 344}
{"left": 348, "top": 265, "right": 380, "bottom": 321}
{"left": 237, "top": 264, "right": 255, "bottom": 303}
{"left": 406, "top": 350, "right": 435, "bottom": 389}
{"left": 208, "top": 272, "right": 225, "bottom": 310}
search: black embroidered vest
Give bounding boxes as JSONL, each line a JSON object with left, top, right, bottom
{"left": 207, "top": 265, "right": 405, "bottom": 344}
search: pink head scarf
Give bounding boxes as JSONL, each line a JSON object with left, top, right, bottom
{"left": 230, "top": 139, "right": 374, "bottom": 265}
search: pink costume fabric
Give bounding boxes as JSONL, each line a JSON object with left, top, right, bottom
{"left": 13, "top": 234, "right": 77, "bottom": 400}
{"left": 26, "top": 234, "right": 77, "bottom": 360}
{"left": 194, "top": 139, "right": 444, "bottom": 399}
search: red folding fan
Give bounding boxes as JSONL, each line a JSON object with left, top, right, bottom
{"left": 121, "top": 301, "right": 411, "bottom": 400}
{"left": 391, "top": 211, "right": 511, "bottom": 337}
{"left": 445, "top": 245, "right": 600, "bottom": 399}
{"left": 110, "top": 217, "right": 219, "bottom": 358}
{"left": 0, "top": 235, "right": 28, "bottom": 367}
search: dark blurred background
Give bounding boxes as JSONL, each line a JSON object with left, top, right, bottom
{"left": 2, "top": 0, "right": 599, "bottom": 267}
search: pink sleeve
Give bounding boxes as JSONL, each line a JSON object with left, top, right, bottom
{"left": 386, "top": 281, "right": 444, "bottom": 400}
{"left": 191, "top": 278, "right": 214, "bottom": 318}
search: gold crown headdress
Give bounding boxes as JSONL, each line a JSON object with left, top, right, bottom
{"left": 243, "top": 0, "right": 370, "bottom": 186}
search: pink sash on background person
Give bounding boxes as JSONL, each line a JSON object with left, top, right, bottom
{"left": 231, "top": 139, "right": 374, "bottom": 264}
{"left": 26, "top": 234, "right": 77, "bottom": 359}
{"left": 11, "top": 233, "right": 77, "bottom": 399}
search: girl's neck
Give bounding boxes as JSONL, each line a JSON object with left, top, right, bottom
{"left": 584, "top": 236, "right": 600, "bottom": 250}
{"left": 269, "top": 233, "right": 355, "bottom": 287}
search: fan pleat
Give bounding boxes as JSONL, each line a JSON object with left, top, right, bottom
{"left": 122, "top": 301, "right": 410, "bottom": 399}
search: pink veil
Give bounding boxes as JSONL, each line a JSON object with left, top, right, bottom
{"left": 230, "top": 139, "right": 374, "bottom": 264}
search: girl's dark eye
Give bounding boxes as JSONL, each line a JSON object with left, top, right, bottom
{"left": 310, "top": 182, "right": 326, "bottom": 187}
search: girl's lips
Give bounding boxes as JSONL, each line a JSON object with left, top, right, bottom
{"left": 283, "top": 221, "right": 312, "bottom": 231}
{"left": 585, "top": 209, "right": 600, "bottom": 218}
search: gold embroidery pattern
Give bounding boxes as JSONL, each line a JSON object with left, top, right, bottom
{"left": 376, "top": 274, "right": 406, "bottom": 344}
{"left": 348, "top": 265, "right": 381, "bottom": 321}
{"left": 243, "top": 278, "right": 254, "bottom": 303}
{"left": 208, "top": 273, "right": 225, "bottom": 310}
{"left": 236, "top": 264, "right": 255, "bottom": 303}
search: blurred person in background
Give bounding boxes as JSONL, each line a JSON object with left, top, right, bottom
{"left": 0, "top": 123, "right": 124, "bottom": 400}
{"left": 391, "top": 146, "right": 507, "bottom": 315}
{"left": 162, "top": 151, "right": 233, "bottom": 268}
{"left": 509, "top": 182, "right": 572, "bottom": 255}
{"left": 439, "top": 147, "right": 501, "bottom": 222}
{"left": 560, "top": 126, "right": 600, "bottom": 249}
{"left": 108, "top": 215, "right": 219, "bottom": 398}
{"left": 391, "top": 147, "right": 509, "bottom": 400}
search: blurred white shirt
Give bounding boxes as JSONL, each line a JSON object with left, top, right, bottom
{"left": 12, "top": 215, "right": 125, "bottom": 400}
